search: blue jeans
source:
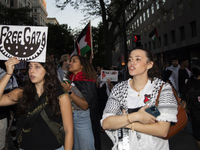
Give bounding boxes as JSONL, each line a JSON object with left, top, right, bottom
{"left": 73, "top": 109, "right": 95, "bottom": 150}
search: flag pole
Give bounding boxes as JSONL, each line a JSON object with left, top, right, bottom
{"left": 89, "top": 20, "right": 94, "bottom": 58}
{"left": 156, "top": 28, "right": 162, "bottom": 54}
{"left": 156, "top": 27, "right": 164, "bottom": 69}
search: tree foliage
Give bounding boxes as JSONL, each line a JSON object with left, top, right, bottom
{"left": 47, "top": 23, "right": 74, "bottom": 59}
{"left": 55, "top": 0, "right": 140, "bottom": 67}
{"left": 55, "top": 0, "right": 167, "bottom": 67}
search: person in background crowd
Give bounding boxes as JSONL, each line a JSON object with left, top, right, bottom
{"left": 163, "top": 56, "right": 180, "bottom": 83}
{"left": 0, "top": 55, "right": 73, "bottom": 150}
{"left": 96, "top": 66, "right": 101, "bottom": 77}
{"left": 0, "top": 60, "right": 18, "bottom": 150}
{"left": 57, "top": 54, "right": 71, "bottom": 82}
{"left": 61, "top": 55, "right": 101, "bottom": 150}
{"left": 97, "top": 66, "right": 113, "bottom": 122}
{"left": 166, "top": 56, "right": 180, "bottom": 74}
{"left": 169, "top": 58, "right": 192, "bottom": 97}
{"left": 182, "top": 59, "right": 200, "bottom": 149}
{"left": 101, "top": 47, "right": 177, "bottom": 150}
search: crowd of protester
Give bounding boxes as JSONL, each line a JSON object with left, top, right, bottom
{"left": 0, "top": 47, "right": 200, "bottom": 150}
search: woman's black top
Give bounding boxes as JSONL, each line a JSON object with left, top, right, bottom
{"left": 17, "top": 86, "right": 66, "bottom": 150}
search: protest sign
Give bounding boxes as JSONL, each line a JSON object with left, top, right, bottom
{"left": 0, "top": 25, "right": 48, "bottom": 62}
{"left": 101, "top": 70, "right": 118, "bottom": 82}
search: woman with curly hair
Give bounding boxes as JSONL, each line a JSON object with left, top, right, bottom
{"left": 101, "top": 48, "right": 178, "bottom": 150}
{"left": 0, "top": 55, "right": 73, "bottom": 150}
{"left": 61, "top": 55, "right": 101, "bottom": 150}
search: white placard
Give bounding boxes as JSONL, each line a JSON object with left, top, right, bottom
{"left": 101, "top": 70, "right": 118, "bottom": 82}
{"left": 0, "top": 25, "right": 48, "bottom": 62}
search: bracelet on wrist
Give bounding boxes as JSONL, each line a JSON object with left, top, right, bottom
{"left": 6, "top": 72, "right": 12, "bottom": 76}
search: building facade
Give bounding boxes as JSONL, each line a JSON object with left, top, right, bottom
{"left": 31, "top": 0, "right": 47, "bottom": 26}
{"left": 47, "top": 17, "right": 59, "bottom": 25}
{"left": 0, "top": 0, "right": 48, "bottom": 26}
{"left": 114, "top": 0, "right": 200, "bottom": 66}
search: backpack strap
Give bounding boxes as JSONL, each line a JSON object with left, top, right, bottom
{"left": 40, "top": 109, "right": 64, "bottom": 145}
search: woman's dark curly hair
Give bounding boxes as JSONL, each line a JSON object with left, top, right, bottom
{"left": 129, "top": 47, "right": 161, "bottom": 80}
{"left": 67, "top": 55, "right": 98, "bottom": 86}
{"left": 17, "top": 55, "right": 61, "bottom": 116}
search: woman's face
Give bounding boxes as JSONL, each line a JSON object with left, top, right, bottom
{"left": 128, "top": 49, "right": 153, "bottom": 77}
{"left": 68, "top": 56, "right": 83, "bottom": 74}
{"left": 28, "top": 62, "right": 46, "bottom": 85}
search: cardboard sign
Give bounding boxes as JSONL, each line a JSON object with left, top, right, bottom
{"left": 0, "top": 25, "right": 48, "bottom": 62}
{"left": 101, "top": 70, "right": 118, "bottom": 82}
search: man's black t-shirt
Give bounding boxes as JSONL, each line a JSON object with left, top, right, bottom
{"left": 178, "top": 69, "right": 189, "bottom": 94}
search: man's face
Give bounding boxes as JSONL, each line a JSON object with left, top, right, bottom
{"left": 182, "top": 60, "right": 189, "bottom": 68}
{"left": 172, "top": 60, "right": 179, "bottom": 67}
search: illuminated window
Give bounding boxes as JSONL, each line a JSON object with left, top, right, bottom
{"left": 143, "top": 12, "right": 146, "bottom": 21}
{"left": 151, "top": 4, "right": 154, "bottom": 14}
{"left": 147, "top": 8, "right": 150, "bottom": 18}
{"left": 140, "top": 16, "right": 142, "bottom": 24}
{"left": 156, "top": 0, "right": 159, "bottom": 10}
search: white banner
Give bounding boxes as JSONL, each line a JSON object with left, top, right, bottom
{"left": 100, "top": 70, "right": 118, "bottom": 82}
{"left": 0, "top": 25, "right": 48, "bottom": 62}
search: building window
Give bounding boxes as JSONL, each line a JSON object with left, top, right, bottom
{"left": 169, "top": 8, "right": 174, "bottom": 21}
{"left": 179, "top": 26, "right": 185, "bottom": 41}
{"left": 142, "top": 0, "right": 145, "bottom": 6}
{"left": 144, "top": 43, "right": 147, "bottom": 49}
{"left": 10, "top": 0, "right": 14, "bottom": 6}
{"left": 171, "top": 30, "right": 176, "bottom": 44}
{"left": 164, "top": 34, "right": 168, "bottom": 46}
{"left": 151, "top": 4, "right": 154, "bottom": 14}
{"left": 153, "top": 40, "right": 156, "bottom": 49}
{"left": 140, "top": 16, "right": 142, "bottom": 24}
{"left": 134, "top": 22, "right": 137, "bottom": 30}
{"left": 148, "top": 41, "right": 151, "bottom": 50}
{"left": 190, "top": 21, "right": 197, "bottom": 37}
{"left": 148, "top": 24, "right": 150, "bottom": 32}
{"left": 178, "top": 1, "right": 183, "bottom": 16}
{"left": 144, "top": 28, "right": 147, "bottom": 35}
{"left": 157, "top": 17, "right": 160, "bottom": 28}
{"left": 156, "top": 0, "right": 159, "bottom": 10}
{"left": 139, "top": 2, "right": 142, "bottom": 10}
{"left": 147, "top": 8, "right": 150, "bottom": 18}
{"left": 35, "top": 9, "right": 37, "bottom": 12}
{"left": 143, "top": 12, "right": 146, "bottom": 21}
{"left": 137, "top": 19, "right": 139, "bottom": 27}
{"left": 132, "top": 24, "right": 134, "bottom": 31}
{"left": 152, "top": 21, "right": 155, "bottom": 28}
{"left": 163, "top": 13, "right": 167, "bottom": 24}
{"left": 188, "top": 0, "right": 194, "bottom": 11}
{"left": 162, "top": 0, "right": 166, "bottom": 5}
{"left": 159, "top": 37, "right": 161, "bottom": 46}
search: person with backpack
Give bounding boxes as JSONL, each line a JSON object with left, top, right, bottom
{"left": 0, "top": 55, "right": 73, "bottom": 150}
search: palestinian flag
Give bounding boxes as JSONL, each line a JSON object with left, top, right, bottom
{"left": 72, "top": 22, "right": 92, "bottom": 56}
{"left": 149, "top": 28, "right": 158, "bottom": 41}
{"left": 71, "top": 38, "right": 81, "bottom": 56}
